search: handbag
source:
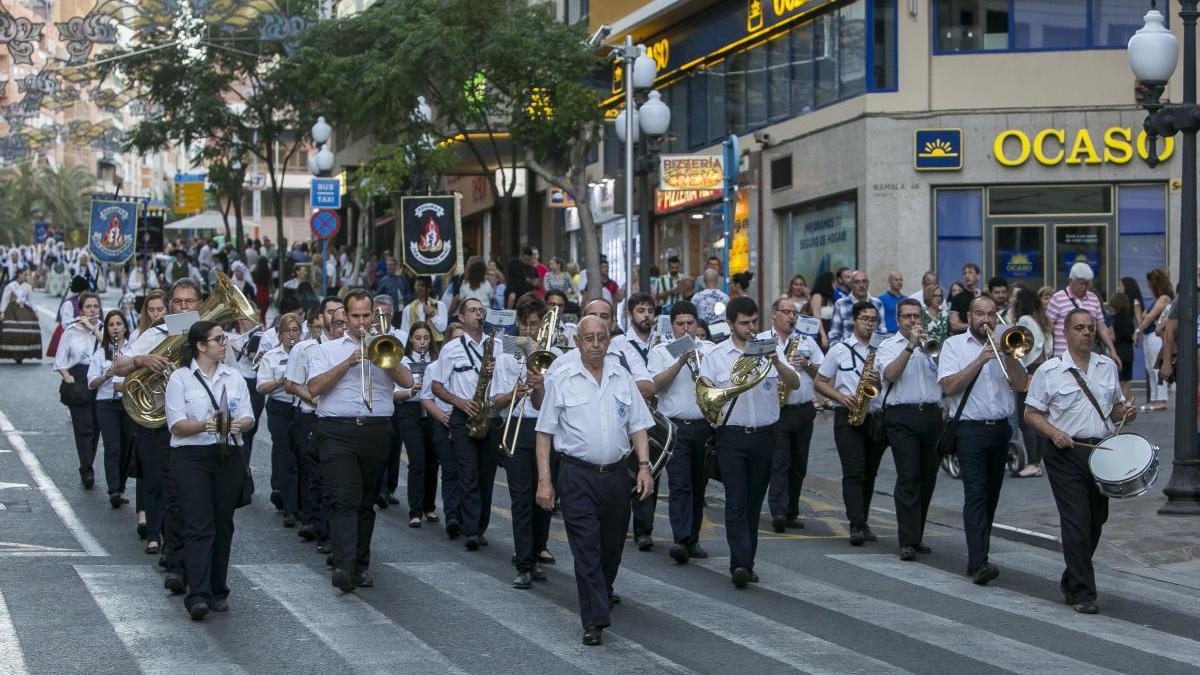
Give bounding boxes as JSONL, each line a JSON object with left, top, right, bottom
{"left": 58, "top": 363, "right": 95, "bottom": 406}
{"left": 935, "top": 368, "right": 982, "bottom": 457}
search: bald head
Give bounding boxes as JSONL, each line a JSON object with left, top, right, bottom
{"left": 575, "top": 315, "right": 611, "bottom": 368}
{"left": 703, "top": 268, "right": 720, "bottom": 287}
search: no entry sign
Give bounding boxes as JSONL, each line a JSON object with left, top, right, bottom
{"left": 310, "top": 209, "right": 340, "bottom": 239}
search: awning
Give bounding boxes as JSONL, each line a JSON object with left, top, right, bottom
{"left": 164, "top": 211, "right": 225, "bottom": 231}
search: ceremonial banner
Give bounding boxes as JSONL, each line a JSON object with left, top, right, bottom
{"left": 400, "top": 194, "right": 462, "bottom": 275}
{"left": 88, "top": 196, "right": 139, "bottom": 264}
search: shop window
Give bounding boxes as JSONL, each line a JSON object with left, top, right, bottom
{"left": 994, "top": 224, "right": 1046, "bottom": 289}
{"left": 708, "top": 65, "right": 726, "bottom": 145}
{"left": 936, "top": 0, "right": 1155, "bottom": 53}
{"left": 688, "top": 71, "right": 708, "bottom": 148}
{"left": 745, "top": 41, "right": 769, "bottom": 130}
{"left": 935, "top": 188, "right": 984, "bottom": 283}
{"left": 783, "top": 194, "right": 858, "bottom": 285}
{"left": 665, "top": 81, "right": 688, "bottom": 153}
{"left": 814, "top": 14, "right": 839, "bottom": 108}
{"left": 1117, "top": 184, "right": 1167, "bottom": 305}
{"left": 1014, "top": 0, "right": 1087, "bottom": 50}
{"left": 988, "top": 185, "right": 1111, "bottom": 216}
{"left": 935, "top": 0, "right": 1009, "bottom": 52}
{"left": 1054, "top": 224, "right": 1107, "bottom": 292}
{"left": 839, "top": 2, "right": 867, "bottom": 99}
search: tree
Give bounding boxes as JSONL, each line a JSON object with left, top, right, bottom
{"left": 0, "top": 162, "right": 95, "bottom": 243}
{"left": 38, "top": 164, "right": 97, "bottom": 233}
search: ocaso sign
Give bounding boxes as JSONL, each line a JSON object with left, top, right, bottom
{"left": 993, "top": 127, "right": 1174, "bottom": 167}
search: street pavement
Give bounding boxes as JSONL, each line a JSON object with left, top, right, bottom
{"left": 2, "top": 287, "right": 1200, "bottom": 674}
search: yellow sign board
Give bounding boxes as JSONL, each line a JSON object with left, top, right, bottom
{"left": 992, "top": 127, "right": 1175, "bottom": 167}
{"left": 174, "top": 181, "right": 205, "bottom": 215}
{"left": 729, "top": 189, "right": 750, "bottom": 275}
{"left": 659, "top": 154, "right": 724, "bottom": 192}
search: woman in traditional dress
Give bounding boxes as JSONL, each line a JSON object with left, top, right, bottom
{"left": 0, "top": 268, "right": 43, "bottom": 362}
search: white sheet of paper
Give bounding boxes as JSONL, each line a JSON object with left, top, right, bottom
{"left": 796, "top": 316, "right": 821, "bottom": 336}
{"left": 486, "top": 309, "right": 516, "bottom": 327}
{"left": 665, "top": 334, "right": 697, "bottom": 358}
{"left": 164, "top": 310, "right": 199, "bottom": 336}
{"left": 744, "top": 338, "right": 778, "bottom": 357}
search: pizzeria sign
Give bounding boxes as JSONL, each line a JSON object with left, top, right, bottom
{"left": 659, "top": 154, "right": 724, "bottom": 192}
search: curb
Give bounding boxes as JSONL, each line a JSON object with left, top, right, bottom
{"left": 802, "top": 473, "right": 1063, "bottom": 553}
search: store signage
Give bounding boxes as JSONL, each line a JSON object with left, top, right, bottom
{"left": 992, "top": 127, "right": 1175, "bottom": 167}
{"left": 655, "top": 188, "right": 722, "bottom": 215}
{"left": 914, "top": 129, "right": 962, "bottom": 171}
{"left": 659, "top": 154, "right": 724, "bottom": 191}
{"left": 729, "top": 189, "right": 751, "bottom": 274}
{"left": 999, "top": 251, "right": 1041, "bottom": 280}
{"left": 547, "top": 187, "right": 575, "bottom": 208}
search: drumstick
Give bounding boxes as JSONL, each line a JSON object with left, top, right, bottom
{"left": 1072, "top": 440, "right": 1113, "bottom": 451}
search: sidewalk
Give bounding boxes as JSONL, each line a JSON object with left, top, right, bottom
{"left": 800, "top": 399, "right": 1200, "bottom": 578}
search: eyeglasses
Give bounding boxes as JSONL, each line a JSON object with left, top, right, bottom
{"left": 205, "top": 335, "right": 229, "bottom": 345}
{"left": 856, "top": 316, "right": 879, "bottom": 324}
{"left": 898, "top": 313, "right": 923, "bottom": 320}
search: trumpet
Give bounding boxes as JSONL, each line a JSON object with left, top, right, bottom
{"left": 501, "top": 306, "right": 560, "bottom": 457}
{"left": 914, "top": 328, "right": 940, "bottom": 358}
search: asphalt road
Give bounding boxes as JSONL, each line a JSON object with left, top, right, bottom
{"left": 2, "top": 288, "right": 1199, "bottom": 674}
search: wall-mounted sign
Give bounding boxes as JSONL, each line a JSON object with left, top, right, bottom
{"left": 173, "top": 172, "right": 205, "bottom": 215}
{"left": 729, "top": 188, "right": 751, "bottom": 274}
{"left": 993, "top": 127, "right": 1175, "bottom": 167}
{"left": 914, "top": 129, "right": 962, "bottom": 171}
{"left": 659, "top": 154, "right": 724, "bottom": 191}
{"left": 655, "top": 188, "right": 722, "bottom": 215}
{"left": 999, "top": 251, "right": 1041, "bottom": 280}
{"left": 547, "top": 187, "right": 575, "bottom": 208}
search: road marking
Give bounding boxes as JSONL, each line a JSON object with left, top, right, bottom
{"left": 700, "top": 558, "right": 1120, "bottom": 674}
{"left": 616, "top": 568, "right": 911, "bottom": 674}
{"left": 74, "top": 565, "right": 247, "bottom": 674}
{"left": 0, "top": 589, "right": 29, "bottom": 675}
{"left": 389, "top": 562, "right": 694, "bottom": 675}
{"left": 236, "top": 564, "right": 467, "bottom": 675}
{"left": 0, "top": 483, "right": 30, "bottom": 490}
{"left": 832, "top": 555, "right": 1200, "bottom": 668}
{"left": 0, "top": 408, "right": 106, "bottom": 557}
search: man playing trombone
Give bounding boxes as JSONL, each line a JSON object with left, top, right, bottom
{"left": 937, "top": 295, "right": 1028, "bottom": 585}
{"left": 307, "top": 290, "right": 414, "bottom": 592}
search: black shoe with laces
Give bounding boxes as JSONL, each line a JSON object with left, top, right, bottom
{"left": 531, "top": 564, "right": 547, "bottom": 582}
{"left": 354, "top": 570, "right": 374, "bottom": 588}
{"left": 636, "top": 535, "right": 653, "bottom": 551}
{"left": 669, "top": 544, "right": 689, "bottom": 564}
{"left": 915, "top": 544, "right": 932, "bottom": 554}
{"left": 582, "top": 626, "right": 603, "bottom": 646}
{"left": 862, "top": 525, "right": 878, "bottom": 542}
{"left": 771, "top": 515, "right": 786, "bottom": 533}
{"left": 464, "top": 536, "right": 480, "bottom": 551}
{"left": 164, "top": 573, "right": 184, "bottom": 595}
{"left": 899, "top": 546, "right": 917, "bottom": 561}
{"left": 188, "top": 602, "right": 209, "bottom": 621}
{"left": 512, "top": 572, "right": 532, "bottom": 589}
{"left": 331, "top": 569, "right": 355, "bottom": 592}
{"left": 849, "top": 527, "right": 865, "bottom": 546}
{"left": 210, "top": 597, "right": 229, "bottom": 612}
{"left": 731, "top": 567, "right": 750, "bottom": 588}
{"left": 1072, "top": 600, "right": 1099, "bottom": 614}
{"left": 687, "top": 543, "right": 709, "bottom": 559}
{"left": 972, "top": 563, "right": 1000, "bottom": 586}
{"left": 269, "top": 490, "right": 284, "bottom": 511}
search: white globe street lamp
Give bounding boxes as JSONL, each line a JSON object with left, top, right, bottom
{"left": 311, "top": 116, "right": 332, "bottom": 145}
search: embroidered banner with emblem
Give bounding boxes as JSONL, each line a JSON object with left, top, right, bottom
{"left": 88, "top": 195, "right": 140, "bottom": 264}
{"left": 400, "top": 194, "right": 463, "bottom": 276}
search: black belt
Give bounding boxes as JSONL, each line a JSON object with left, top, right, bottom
{"left": 559, "top": 453, "right": 626, "bottom": 473}
{"left": 722, "top": 423, "right": 776, "bottom": 434}
{"left": 960, "top": 418, "right": 1008, "bottom": 426}
{"left": 781, "top": 401, "right": 814, "bottom": 410}
{"left": 886, "top": 402, "right": 940, "bottom": 412}
{"left": 668, "top": 417, "right": 707, "bottom": 425}
{"left": 320, "top": 416, "right": 390, "bottom": 427}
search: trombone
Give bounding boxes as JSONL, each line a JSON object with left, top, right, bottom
{"left": 985, "top": 313, "right": 1034, "bottom": 386}
{"left": 500, "top": 306, "right": 560, "bottom": 457}
{"left": 359, "top": 307, "right": 403, "bottom": 412}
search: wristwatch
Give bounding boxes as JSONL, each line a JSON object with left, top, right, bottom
{"left": 904, "top": 346, "right": 915, "bottom": 354}
{"left": 638, "top": 460, "right": 651, "bottom": 467}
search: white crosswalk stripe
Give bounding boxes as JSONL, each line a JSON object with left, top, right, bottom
{"left": 388, "top": 562, "right": 694, "bottom": 675}
{"left": 697, "top": 558, "right": 1120, "bottom": 674}
{"left": 74, "top": 565, "right": 249, "bottom": 674}
{"left": 235, "top": 563, "right": 467, "bottom": 675}
{"left": 0, "top": 589, "right": 29, "bottom": 675}
{"left": 832, "top": 554, "right": 1200, "bottom": 668}
{"left": 616, "top": 568, "right": 911, "bottom": 674}
{"left": 991, "top": 551, "right": 1200, "bottom": 619}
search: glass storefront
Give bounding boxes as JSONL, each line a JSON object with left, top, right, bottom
{"left": 781, "top": 194, "right": 858, "bottom": 286}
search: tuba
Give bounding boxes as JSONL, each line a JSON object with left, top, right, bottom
{"left": 696, "top": 353, "right": 772, "bottom": 427}
{"left": 123, "top": 271, "right": 260, "bottom": 428}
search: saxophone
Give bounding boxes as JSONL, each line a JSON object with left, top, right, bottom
{"left": 846, "top": 346, "right": 879, "bottom": 426}
{"left": 778, "top": 333, "right": 801, "bottom": 407}
{"left": 466, "top": 331, "right": 496, "bottom": 440}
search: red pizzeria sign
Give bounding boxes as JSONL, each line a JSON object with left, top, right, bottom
{"left": 655, "top": 188, "right": 722, "bottom": 215}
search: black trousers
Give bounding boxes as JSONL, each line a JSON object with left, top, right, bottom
{"left": 884, "top": 405, "right": 942, "bottom": 547}
{"left": 394, "top": 403, "right": 438, "bottom": 516}
{"left": 1015, "top": 391, "right": 1047, "bottom": 466}
{"left": 503, "top": 421, "right": 551, "bottom": 572}
{"left": 295, "top": 411, "right": 329, "bottom": 538}
{"left": 265, "top": 400, "right": 299, "bottom": 515}
{"left": 134, "top": 426, "right": 170, "bottom": 546}
{"left": 956, "top": 422, "right": 1010, "bottom": 574}
{"left": 716, "top": 426, "right": 774, "bottom": 573}
{"left": 449, "top": 410, "right": 499, "bottom": 537}
{"left": 66, "top": 402, "right": 99, "bottom": 480}
{"left": 832, "top": 409, "right": 888, "bottom": 528}
{"left": 243, "top": 378, "right": 265, "bottom": 467}
{"left": 317, "top": 419, "right": 391, "bottom": 573}
{"left": 665, "top": 419, "right": 712, "bottom": 545}
{"left": 769, "top": 403, "right": 816, "bottom": 519}
{"left": 1044, "top": 442, "right": 1109, "bottom": 603}
{"left": 558, "top": 460, "right": 631, "bottom": 629}
{"left": 170, "top": 444, "right": 244, "bottom": 608}
{"left": 431, "top": 418, "right": 460, "bottom": 525}
{"left": 95, "top": 399, "right": 133, "bottom": 495}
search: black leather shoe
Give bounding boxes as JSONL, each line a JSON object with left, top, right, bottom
{"left": 749, "top": 570, "right": 760, "bottom": 583}
{"left": 608, "top": 593, "right": 621, "bottom": 606}
{"left": 354, "top": 570, "right": 374, "bottom": 588}
{"left": 849, "top": 527, "right": 865, "bottom": 546}
{"left": 582, "top": 626, "right": 603, "bottom": 646}
{"left": 862, "top": 525, "right": 878, "bottom": 542}
{"left": 531, "top": 564, "right": 547, "bottom": 582}
{"left": 538, "top": 551, "right": 556, "bottom": 565}
{"left": 915, "top": 544, "right": 932, "bottom": 555}
{"left": 669, "top": 544, "right": 689, "bottom": 564}
{"left": 298, "top": 526, "right": 316, "bottom": 542}
{"left": 771, "top": 515, "right": 786, "bottom": 533}
{"left": 636, "top": 535, "right": 653, "bottom": 551}
{"left": 478, "top": 535, "right": 489, "bottom": 546}
{"left": 385, "top": 494, "right": 400, "bottom": 505}
{"left": 210, "top": 597, "right": 229, "bottom": 612}
{"left": 109, "top": 493, "right": 122, "bottom": 509}
{"left": 972, "top": 563, "right": 1000, "bottom": 586}
{"left": 188, "top": 602, "right": 209, "bottom": 621}
{"left": 283, "top": 513, "right": 297, "bottom": 528}
{"left": 786, "top": 516, "right": 805, "bottom": 530}
{"left": 119, "top": 494, "right": 129, "bottom": 504}
{"left": 512, "top": 572, "right": 533, "bottom": 589}
{"left": 332, "top": 569, "right": 356, "bottom": 592}
{"left": 446, "top": 520, "right": 462, "bottom": 539}
{"left": 375, "top": 495, "right": 388, "bottom": 509}
{"left": 732, "top": 567, "right": 750, "bottom": 588}
{"left": 1072, "top": 600, "right": 1099, "bottom": 614}
{"left": 81, "top": 474, "right": 94, "bottom": 490}
{"left": 899, "top": 546, "right": 917, "bottom": 561}
{"left": 687, "top": 543, "right": 709, "bottom": 559}
{"left": 270, "top": 490, "right": 284, "bottom": 511}
{"left": 163, "top": 573, "right": 185, "bottom": 595}
{"left": 464, "top": 536, "right": 480, "bottom": 551}
{"left": 136, "top": 523, "right": 148, "bottom": 540}
{"left": 316, "top": 539, "right": 332, "bottom": 554}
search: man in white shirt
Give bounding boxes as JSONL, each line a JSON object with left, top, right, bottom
{"left": 649, "top": 301, "right": 713, "bottom": 564}
{"left": 1024, "top": 308, "right": 1135, "bottom": 614}
{"left": 938, "top": 294, "right": 1028, "bottom": 586}
{"left": 877, "top": 298, "right": 943, "bottom": 561}
{"left": 760, "top": 297, "right": 823, "bottom": 534}
{"left": 398, "top": 276, "right": 448, "bottom": 345}
{"left": 372, "top": 294, "right": 408, "bottom": 359}
{"left": 815, "top": 300, "right": 886, "bottom": 546}
{"left": 307, "top": 290, "right": 414, "bottom": 592}
{"left": 534, "top": 315, "right": 654, "bottom": 646}
{"left": 622, "top": 292, "right": 659, "bottom": 551}
{"left": 699, "top": 296, "right": 799, "bottom": 588}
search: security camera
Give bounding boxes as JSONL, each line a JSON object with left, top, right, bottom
{"left": 586, "top": 24, "right": 613, "bottom": 49}
{"left": 753, "top": 131, "right": 772, "bottom": 147}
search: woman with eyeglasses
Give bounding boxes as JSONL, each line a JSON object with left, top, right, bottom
{"left": 54, "top": 291, "right": 103, "bottom": 489}
{"left": 257, "top": 313, "right": 302, "bottom": 527}
{"left": 164, "top": 320, "right": 252, "bottom": 620}
{"left": 88, "top": 310, "right": 134, "bottom": 508}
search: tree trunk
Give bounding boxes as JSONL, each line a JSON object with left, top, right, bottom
{"left": 220, "top": 197, "right": 233, "bottom": 243}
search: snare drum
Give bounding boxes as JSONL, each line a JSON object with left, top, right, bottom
{"left": 1087, "top": 433, "right": 1160, "bottom": 499}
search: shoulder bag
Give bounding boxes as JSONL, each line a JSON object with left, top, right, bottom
{"left": 935, "top": 368, "right": 982, "bottom": 457}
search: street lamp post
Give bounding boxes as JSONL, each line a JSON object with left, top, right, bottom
{"left": 617, "top": 91, "right": 671, "bottom": 299}
{"left": 309, "top": 116, "right": 335, "bottom": 298}
{"left": 1129, "top": 0, "right": 1200, "bottom": 515}
{"left": 613, "top": 38, "right": 659, "bottom": 309}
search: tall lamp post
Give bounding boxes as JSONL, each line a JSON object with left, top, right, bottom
{"left": 613, "top": 38, "right": 659, "bottom": 306}
{"left": 615, "top": 89, "right": 671, "bottom": 299}
{"left": 308, "top": 116, "right": 335, "bottom": 298}
{"left": 1129, "top": 1, "right": 1200, "bottom": 515}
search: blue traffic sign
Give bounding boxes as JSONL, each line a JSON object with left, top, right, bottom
{"left": 310, "top": 209, "right": 340, "bottom": 239}
{"left": 310, "top": 178, "right": 342, "bottom": 209}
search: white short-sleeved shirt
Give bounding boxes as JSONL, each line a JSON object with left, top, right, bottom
{"left": 937, "top": 331, "right": 1016, "bottom": 421}
{"left": 231, "top": 328, "right": 264, "bottom": 379}
{"left": 758, "top": 329, "right": 824, "bottom": 404}
{"left": 419, "top": 356, "right": 451, "bottom": 414}
{"left": 308, "top": 335, "right": 395, "bottom": 418}
{"left": 817, "top": 338, "right": 883, "bottom": 413}
{"left": 396, "top": 352, "right": 434, "bottom": 412}
{"left": 698, "top": 339, "right": 790, "bottom": 427}
{"left": 124, "top": 324, "right": 168, "bottom": 358}
{"left": 875, "top": 333, "right": 941, "bottom": 406}
{"left": 54, "top": 324, "right": 99, "bottom": 370}
{"left": 165, "top": 361, "right": 252, "bottom": 447}
{"left": 87, "top": 345, "right": 126, "bottom": 400}
{"left": 489, "top": 346, "right": 561, "bottom": 420}
{"left": 285, "top": 337, "right": 321, "bottom": 413}
{"left": 1026, "top": 353, "right": 1123, "bottom": 439}
{"left": 647, "top": 339, "right": 714, "bottom": 420}
{"left": 535, "top": 358, "right": 654, "bottom": 465}
{"left": 433, "top": 333, "right": 490, "bottom": 401}
{"left": 256, "top": 346, "right": 295, "bottom": 404}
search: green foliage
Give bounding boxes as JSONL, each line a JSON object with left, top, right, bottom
{"left": 0, "top": 163, "right": 96, "bottom": 243}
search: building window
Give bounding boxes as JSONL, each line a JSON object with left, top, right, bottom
{"left": 1013, "top": 0, "right": 1087, "bottom": 50}
{"left": 988, "top": 185, "right": 1112, "bottom": 216}
{"left": 1092, "top": 0, "right": 1146, "bottom": 48}
{"left": 935, "top": 188, "right": 984, "bottom": 282}
{"left": 1117, "top": 184, "right": 1167, "bottom": 304}
{"left": 285, "top": 194, "right": 307, "bottom": 218}
{"left": 936, "top": 0, "right": 1153, "bottom": 53}
{"left": 935, "top": 0, "right": 1009, "bottom": 52}
{"left": 871, "top": 0, "right": 898, "bottom": 90}
{"left": 782, "top": 194, "right": 858, "bottom": 286}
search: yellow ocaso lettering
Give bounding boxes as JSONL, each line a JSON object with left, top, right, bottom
{"left": 1033, "top": 129, "right": 1065, "bottom": 165}
{"left": 1137, "top": 130, "right": 1176, "bottom": 163}
{"left": 994, "top": 130, "right": 1030, "bottom": 167}
{"left": 1066, "top": 129, "right": 1102, "bottom": 165}
{"left": 1103, "top": 127, "right": 1133, "bottom": 164}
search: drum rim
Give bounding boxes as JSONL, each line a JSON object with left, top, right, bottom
{"left": 1088, "top": 432, "right": 1158, "bottom": 479}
